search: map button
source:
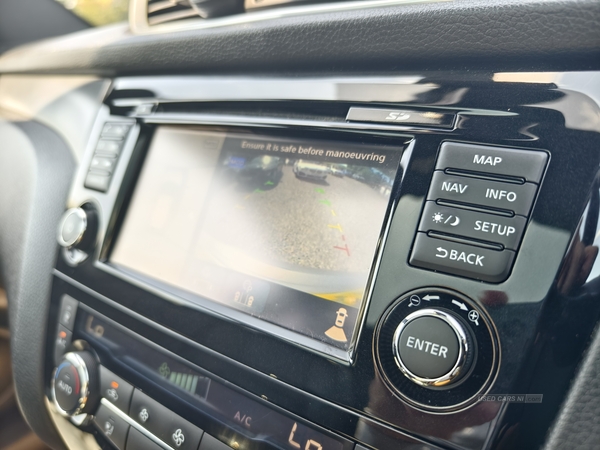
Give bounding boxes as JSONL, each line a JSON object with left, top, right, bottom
{"left": 436, "top": 142, "right": 548, "bottom": 183}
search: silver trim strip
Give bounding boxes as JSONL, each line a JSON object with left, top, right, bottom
{"left": 139, "top": 112, "right": 452, "bottom": 133}
{"left": 98, "top": 399, "right": 176, "bottom": 450}
{"left": 131, "top": 0, "right": 450, "bottom": 35}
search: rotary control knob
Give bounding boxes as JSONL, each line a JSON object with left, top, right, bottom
{"left": 375, "top": 289, "right": 499, "bottom": 411}
{"left": 57, "top": 204, "right": 98, "bottom": 251}
{"left": 392, "top": 308, "right": 473, "bottom": 387}
{"left": 52, "top": 351, "right": 99, "bottom": 417}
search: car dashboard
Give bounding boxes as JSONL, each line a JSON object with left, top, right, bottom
{"left": 0, "top": 1, "right": 599, "bottom": 450}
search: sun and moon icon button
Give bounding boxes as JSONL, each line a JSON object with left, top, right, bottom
{"left": 432, "top": 212, "right": 460, "bottom": 227}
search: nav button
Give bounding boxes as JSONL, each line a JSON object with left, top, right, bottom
{"left": 410, "top": 233, "right": 515, "bottom": 283}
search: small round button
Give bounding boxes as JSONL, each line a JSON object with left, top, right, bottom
{"left": 58, "top": 208, "right": 87, "bottom": 247}
{"left": 392, "top": 309, "right": 471, "bottom": 387}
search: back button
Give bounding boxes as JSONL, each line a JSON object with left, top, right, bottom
{"left": 410, "top": 233, "right": 515, "bottom": 283}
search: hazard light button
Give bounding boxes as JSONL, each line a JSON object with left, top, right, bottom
{"left": 410, "top": 233, "right": 515, "bottom": 283}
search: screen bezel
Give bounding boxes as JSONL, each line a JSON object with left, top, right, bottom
{"left": 100, "top": 124, "right": 411, "bottom": 363}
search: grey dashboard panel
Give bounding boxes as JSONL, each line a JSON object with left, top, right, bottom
{"left": 544, "top": 323, "right": 600, "bottom": 450}
{"left": 0, "top": 0, "right": 88, "bottom": 53}
{"left": 0, "top": 120, "right": 73, "bottom": 450}
{"left": 0, "top": 0, "right": 599, "bottom": 76}
{"left": 0, "top": 75, "right": 107, "bottom": 449}
{"left": 0, "top": 75, "right": 110, "bottom": 161}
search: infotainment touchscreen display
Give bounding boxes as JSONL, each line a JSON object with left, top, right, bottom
{"left": 111, "top": 126, "right": 403, "bottom": 357}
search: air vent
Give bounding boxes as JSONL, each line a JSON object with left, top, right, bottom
{"left": 132, "top": 0, "right": 415, "bottom": 34}
{"left": 147, "top": 0, "right": 198, "bottom": 26}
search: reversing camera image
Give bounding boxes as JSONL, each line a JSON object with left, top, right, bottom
{"left": 194, "top": 141, "right": 397, "bottom": 306}
{"left": 111, "top": 127, "right": 402, "bottom": 350}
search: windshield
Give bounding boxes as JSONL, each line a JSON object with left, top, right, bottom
{"left": 55, "top": 0, "right": 129, "bottom": 26}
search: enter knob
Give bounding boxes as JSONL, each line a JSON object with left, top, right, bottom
{"left": 392, "top": 309, "right": 473, "bottom": 387}
{"left": 52, "top": 351, "right": 99, "bottom": 417}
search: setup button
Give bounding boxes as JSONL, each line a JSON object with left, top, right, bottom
{"left": 410, "top": 232, "right": 515, "bottom": 283}
{"left": 419, "top": 201, "right": 527, "bottom": 250}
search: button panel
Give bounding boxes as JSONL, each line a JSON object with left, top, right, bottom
{"left": 58, "top": 295, "right": 78, "bottom": 330}
{"left": 199, "top": 434, "right": 232, "bottom": 450}
{"left": 94, "top": 403, "right": 130, "bottom": 450}
{"left": 436, "top": 142, "right": 548, "bottom": 183}
{"left": 90, "top": 156, "right": 117, "bottom": 173}
{"left": 427, "top": 171, "right": 537, "bottom": 216}
{"left": 54, "top": 325, "right": 72, "bottom": 365}
{"left": 419, "top": 201, "right": 527, "bottom": 250}
{"left": 130, "top": 389, "right": 171, "bottom": 440}
{"left": 100, "top": 366, "right": 134, "bottom": 413}
{"left": 165, "top": 415, "right": 203, "bottom": 450}
{"left": 84, "top": 172, "right": 112, "bottom": 192}
{"left": 95, "top": 139, "right": 124, "bottom": 157}
{"left": 102, "top": 123, "right": 132, "bottom": 139}
{"left": 129, "top": 389, "right": 203, "bottom": 450}
{"left": 126, "top": 427, "right": 163, "bottom": 450}
{"left": 411, "top": 142, "right": 547, "bottom": 282}
{"left": 85, "top": 122, "right": 132, "bottom": 193}
{"left": 410, "top": 233, "right": 515, "bottom": 283}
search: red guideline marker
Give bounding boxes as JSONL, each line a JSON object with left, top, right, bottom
{"left": 334, "top": 244, "right": 351, "bottom": 257}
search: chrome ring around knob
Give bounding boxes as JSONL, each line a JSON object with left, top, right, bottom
{"left": 57, "top": 208, "right": 88, "bottom": 248}
{"left": 52, "top": 352, "right": 92, "bottom": 417}
{"left": 392, "top": 308, "right": 471, "bottom": 388}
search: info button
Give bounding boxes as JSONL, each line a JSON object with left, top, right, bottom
{"left": 427, "top": 171, "right": 538, "bottom": 216}
{"left": 410, "top": 233, "right": 515, "bottom": 283}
